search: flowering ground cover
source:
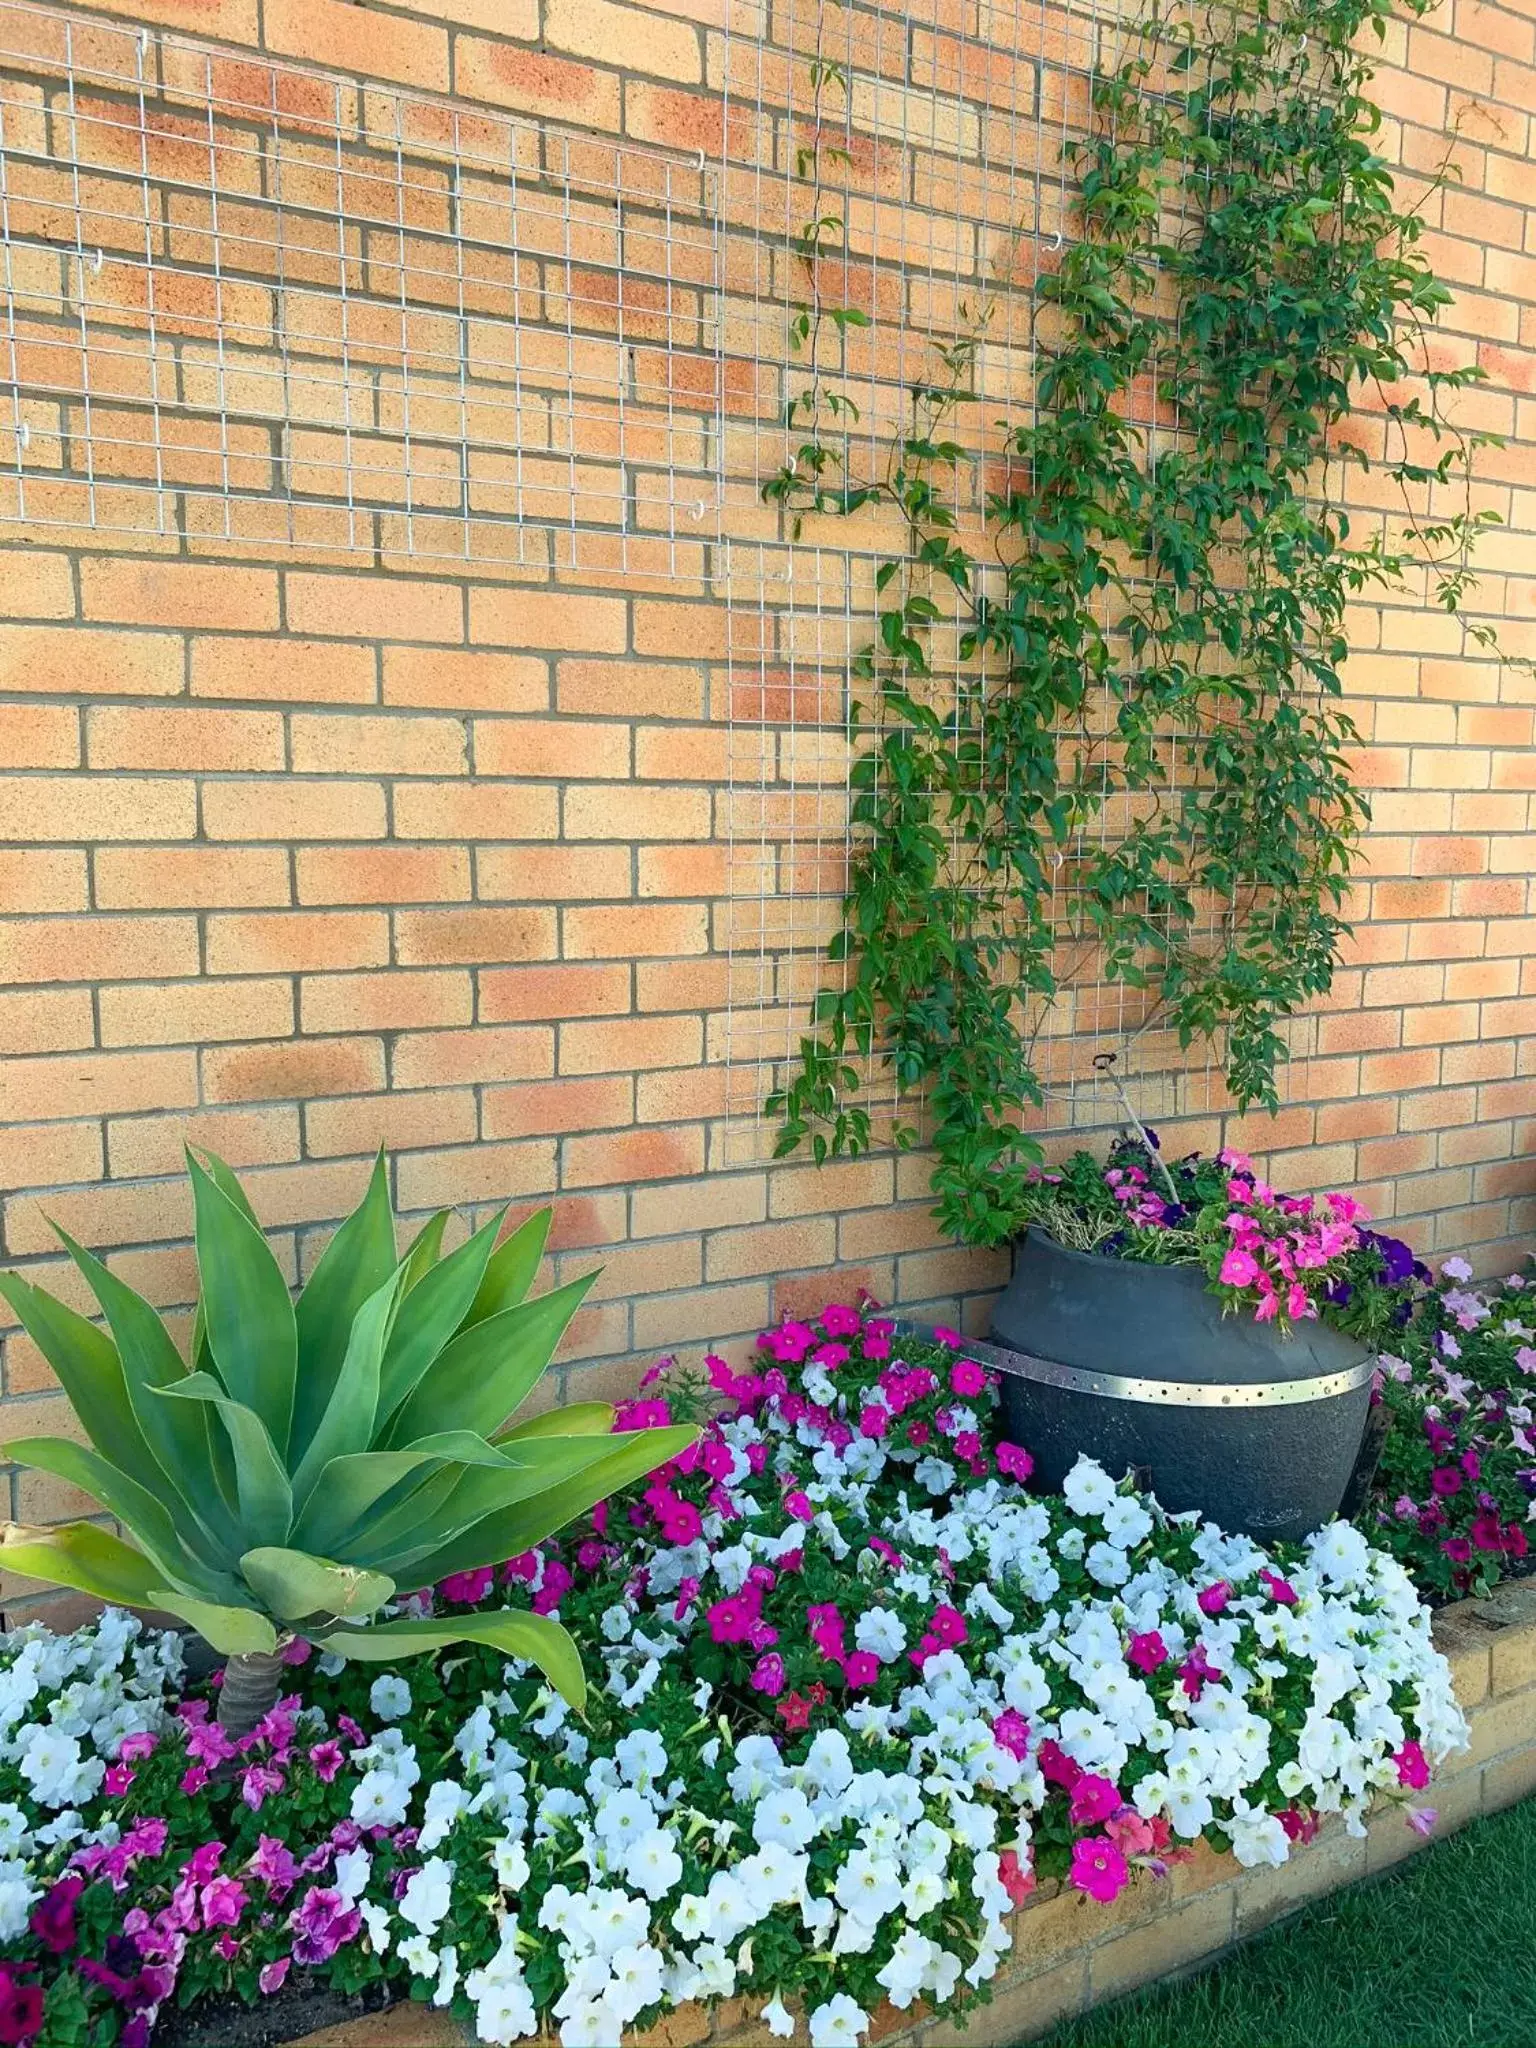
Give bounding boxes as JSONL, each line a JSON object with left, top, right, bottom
{"left": 0, "top": 1309, "right": 1467, "bottom": 2048}
{"left": 1368, "top": 1261, "right": 1536, "bottom": 1603}
{"left": 1042, "top": 1788, "right": 1536, "bottom": 2048}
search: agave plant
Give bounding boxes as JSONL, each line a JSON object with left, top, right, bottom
{"left": 0, "top": 1150, "right": 695, "bottom": 1737}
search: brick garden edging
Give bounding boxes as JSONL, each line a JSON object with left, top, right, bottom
{"left": 283, "top": 1579, "right": 1536, "bottom": 2048}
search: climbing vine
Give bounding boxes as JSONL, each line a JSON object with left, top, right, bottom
{"left": 764, "top": 0, "right": 1506, "bottom": 1247}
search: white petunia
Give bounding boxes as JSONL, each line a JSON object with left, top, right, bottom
{"left": 761, "top": 1996, "right": 796, "bottom": 2039}
{"left": 369, "top": 1674, "right": 412, "bottom": 1723}
{"left": 1062, "top": 1456, "right": 1118, "bottom": 1518}
{"left": 398, "top": 1857, "right": 455, "bottom": 1938}
{"left": 809, "top": 1993, "right": 870, "bottom": 2047}
{"left": 624, "top": 1826, "right": 683, "bottom": 1901}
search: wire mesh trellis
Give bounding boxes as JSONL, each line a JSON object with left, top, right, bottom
{"left": 0, "top": 0, "right": 724, "bottom": 575}
{"left": 717, "top": 0, "right": 1321, "bottom": 1165}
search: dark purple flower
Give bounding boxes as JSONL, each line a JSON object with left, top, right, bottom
{"left": 28, "top": 1876, "right": 82, "bottom": 1955}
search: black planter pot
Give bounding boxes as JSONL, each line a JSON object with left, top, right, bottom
{"left": 985, "top": 1230, "right": 1374, "bottom": 1545}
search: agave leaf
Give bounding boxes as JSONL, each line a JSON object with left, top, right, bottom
{"left": 367, "top": 1425, "right": 698, "bottom": 1582}
{"left": 312, "top": 1608, "right": 585, "bottom": 1710}
{"left": 190, "top": 1299, "right": 243, "bottom": 1524}
{"left": 387, "top": 1271, "right": 599, "bottom": 1447}
{"left": 399, "top": 1210, "right": 450, "bottom": 1294}
{"left": 52, "top": 1229, "right": 239, "bottom": 1564}
{"left": 333, "top": 1464, "right": 466, "bottom": 1568}
{"left": 0, "top": 1437, "right": 236, "bottom": 1601}
{"left": 149, "top": 1591, "right": 278, "bottom": 1657}
{"left": 187, "top": 1150, "right": 297, "bottom": 1456}
{"left": 461, "top": 1209, "right": 551, "bottom": 1328}
{"left": 188, "top": 1148, "right": 262, "bottom": 1226}
{"left": 497, "top": 1402, "right": 615, "bottom": 1441}
{"left": 291, "top": 1151, "right": 396, "bottom": 1459}
{"left": 399, "top": 1430, "right": 521, "bottom": 1467}
{"left": 376, "top": 1210, "right": 505, "bottom": 1421}
{"left": 288, "top": 1449, "right": 464, "bottom": 1557}
{"left": 0, "top": 1522, "right": 163, "bottom": 1608}
{"left": 289, "top": 1271, "right": 401, "bottom": 1512}
{"left": 156, "top": 1377, "right": 292, "bottom": 1549}
{"left": 240, "top": 1547, "right": 394, "bottom": 1623}
{"left": 0, "top": 1273, "right": 164, "bottom": 1499}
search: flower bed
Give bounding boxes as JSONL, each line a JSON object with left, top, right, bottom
{"left": 0, "top": 1310, "right": 1469, "bottom": 2048}
{"left": 1368, "top": 1261, "right": 1536, "bottom": 1602}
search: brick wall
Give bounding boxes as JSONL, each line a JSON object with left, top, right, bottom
{"left": 1, "top": 0, "right": 1535, "bottom": 1532}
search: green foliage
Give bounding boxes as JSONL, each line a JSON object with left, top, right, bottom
{"left": 0, "top": 1149, "right": 695, "bottom": 1707}
{"left": 766, "top": 0, "right": 1509, "bottom": 1246}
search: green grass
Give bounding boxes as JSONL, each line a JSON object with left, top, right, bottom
{"left": 1038, "top": 1796, "right": 1536, "bottom": 2048}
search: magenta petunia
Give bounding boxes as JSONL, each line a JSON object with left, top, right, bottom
{"left": 1069, "top": 1835, "right": 1130, "bottom": 1904}
{"left": 992, "top": 1709, "right": 1031, "bottom": 1761}
{"left": 1126, "top": 1630, "right": 1168, "bottom": 1675}
{"left": 1068, "top": 1773, "right": 1122, "bottom": 1828}
{"left": 950, "top": 1358, "right": 987, "bottom": 1398}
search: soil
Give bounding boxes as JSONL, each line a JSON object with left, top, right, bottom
{"left": 155, "top": 1973, "right": 398, "bottom": 2048}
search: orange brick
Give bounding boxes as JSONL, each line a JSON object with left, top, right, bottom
{"left": 286, "top": 572, "right": 463, "bottom": 643}
{"left": 296, "top": 846, "right": 472, "bottom": 905}
{"left": 106, "top": 1106, "right": 300, "bottom": 1180}
{"left": 392, "top": 781, "right": 559, "bottom": 840}
{"left": 0, "top": 851, "right": 87, "bottom": 913}
{"left": 454, "top": 41, "right": 622, "bottom": 127}
{"left": 394, "top": 1140, "right": 556, "bottom": 1211}
{"left": 706, "top": 1216, "right": 838, "bottom": 1283}
{"left": 474, "top": 718, "right": 630, "bottom": 779}
{"left": 98, "top": 977, "right": 294, "bottom": 1048}
{"left": 304, "top": 1090, "right": 479, "bottom": 1159}
{"left": 563, "top": 1126, "right": 705, "bottom": 1187}
{"left": 477, "top": 845, "right": 631, "bottom": 902}
{"left": 637, "top": 844, "right": 730, "bottom": 897}
{"left": 291, "top": 713, "right": 466, "bottom": 775}
{"left": 206, "top": 911, "right": 390, "bottom": 975}
{"left": 482, "top": 1076, "right": 634, "bottom": 1138}
{"left": 299, "top": 970, "right": 473, "bottom": 1034}
{"left": 202, "top": 1036, "right": 385, "bottom": 1104}
{"left": 391, "top": 1025, "right": 554, "bottom": 1088}
{"left": 0, "top": 551, "right": 75, "bottom": 620}
{"left": 480, "top": 963, "right": 631, "bottom": 1022}
{"left": 769, "top": 1157, "right": 896, "bottom": 1217}
{"left": 382, "top": 647, "right": 547, "bottom": 712}
{"left": 633, "top": 1064, "right": 729, "bottom": 1121}
{"left": 191, "top": 637, "right": 376, "bottom": 703}
{"left": 633, "top": 601, "right": 729, "bottom": 659}
{"left": 634, "top": 727, "right": 729, "bottom": 780}
{"left": 546, "top": 0, "right": 700, "bottom": 79}
{"left": 631, "top": 1173, "right": 766, "bottom": 1237}
{"left": 0, "top": 915, "right": 198, "bottom": 986}
{"left": 0, "top": 1121, "right": 101, "bottom": 1195}
{"left": 94, "top": 845, "right": 290, "bottom": 911}
{"left": 469, "top": 588, "right": 627, "bottom": 654}
{"left": 565, "top": 786, "right": 711, "bottom": 840}
{"left": 563, "top": 904, "right": 708, "bottom": 958}
{"left": 1360, "top": 1047, "right": 1443, "bottom": 1094}
{"left": 0, "top": 774, "right": 195, "bottom": 843}
{"left": 263, "top": 0, "right": 450, "bottom": 89}
{"left": 395, "top": 907, "right": 557, "bottom": 966}
{"left": 0, "top": 705, "right": 79, "bottom": 769}
{"left": 632, "top": 1281, "right": 769, "bottom": 1350}
{"left": 87, "top": 705, "right": 283, "bottom": 772}
{"left": 81, "top": 560, "right": 278, "bottom": 632}
{"left": 0, "top": 1049, "right": 197, "bottom": 1123}
{"left": 0, "top": 991, "right": 95, "bottom": 1058}
{"left": 638, "top": 957, "right": 730, "bottom": 1012}
{"left": 558, "top": 1014, "right": 700, "bottom": 1075}
{"left": 203, "top": 779, "right": 387, "bottom": 841}
{"left": 557, "top": 660, "right": 704, "bottom": 718}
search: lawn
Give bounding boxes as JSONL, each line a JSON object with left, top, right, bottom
{"left": 1041, "top": 1795, "right": 1536, "bottom": 2048}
